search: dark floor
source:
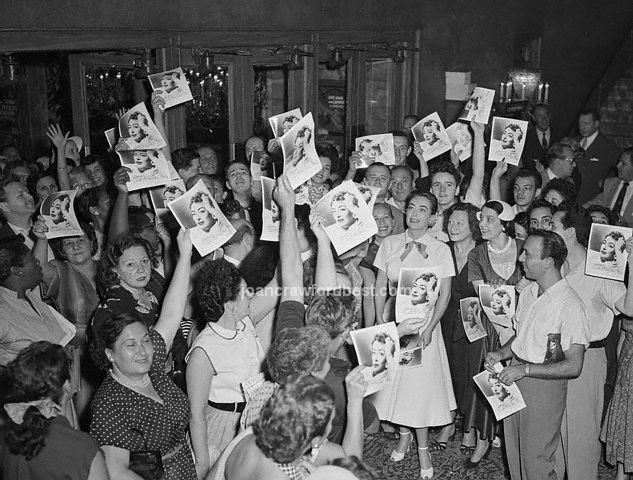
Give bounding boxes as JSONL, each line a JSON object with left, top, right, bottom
{"left": 362, "top": 427, "right": 617, "bottom": 479}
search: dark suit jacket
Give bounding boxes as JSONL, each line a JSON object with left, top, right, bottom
{"left": 521, "top": 127, "right": 559, "bottom": 171}
{"left": 585, "top": 176, "right": 633, "bottom": 226}
{"left": 576, "top": 133, "right": 621, "bottom": 204}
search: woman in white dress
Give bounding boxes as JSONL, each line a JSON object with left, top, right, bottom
{"left": 372, "top": 190, "right": 456, "bottom": 479}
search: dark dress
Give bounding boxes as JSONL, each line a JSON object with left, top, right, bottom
{"left": 601, "top": 320, "right": 633, "bottom": 472}
{"left": 1, "top": 416, "right": 99, "bottom": 480}
{"left": 462, "top": 240, "right": 523, "bottom": 440}
{"left": 90, "top": 329, "right": 196, "bottom": 480}
{"left": 93, "top": 270, "right": 166, "bottom": 328}
{"left": 440, "top": 242, "right": 500, "bottom": 441}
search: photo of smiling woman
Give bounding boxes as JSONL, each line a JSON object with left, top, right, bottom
{"left": 167, "top": 179, "right": 236, "bottom": 257}
{"left": 40, "top": 190, "right": 82, "bottom": 239}
{"left": 412, "top": 112, "right": 451, "bottom": 161}
{"left": 149, "top": 67, "right": 193, "bottom": 109}
{"left": 117, "top": 149, "right": 170, "bottom": 191}
{"left": 488, "top": 117, "right": 529, "bottom": 166}
{"left": 115, "top": 103, "right": 166, "bottom": 151}
{"left": 585, "top": 223, "right": 632, "bottom": 281}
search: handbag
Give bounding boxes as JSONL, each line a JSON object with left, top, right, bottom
{"left": 128, "top": 427, "right": 165, "bottom": 480}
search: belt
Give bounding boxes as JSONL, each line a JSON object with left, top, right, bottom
{"left": 589, "top": 340, "right": 606, "bottom": 349}
{"left": 208, "top": 400, "right": 246, "bottom": 413}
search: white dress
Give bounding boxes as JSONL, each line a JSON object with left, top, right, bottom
{"left": 372, "top": 231, "right": 457, "bottom": 427}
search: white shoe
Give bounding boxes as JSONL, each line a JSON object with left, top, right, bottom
{"left": 390, "top": 431, "right": 412, "bottom": 462}
{"left": 418, "top": 447, "right": 434, "bottom": 479}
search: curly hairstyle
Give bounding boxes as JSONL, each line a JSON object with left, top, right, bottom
{"left": 372, "top": 332, "right": 396, "bottom": 356}
{"left": 254, "top": 374, "right": 335, "bottom": 464}
{"left": 295, "top": 126, "right": 312, "bottom": 142}
{"left": 194, "top": 259, "right": 244, "bottom": 324}
{"left": 555, "top": 203, "right": 592, "bottom": 247}
{"left": 266, "top": 326, "right": 331, "bottom": 384}
{"left": 50, "top": 221, "right": 99, "bottom": 261}
{"left": 305, "top": 291, "right": 357, "bottom": 339}
{"left": 541, "top": 178, "right": 578, "bottom": 206}
{"left": 605, "top": 231, "right": 627, "bottom": 253}
{"left": 404, "top": 190, "right": 439, "bottom": 215}
{"left": 586, "top": 204, "right": 615, "bottom": 225}
{"left": 503, "top": 124, "right": 524, "bottom": 144}
{"left": 0, "top": 342, "right": 70, "bottom": 460}
{"left": 443, "top": 202, "right": 482, "bottom": 242}
{"left": 97, "top": 233, "right": 159, "bottom": 297}
{"left": 492, "top": 289, "right": 512, "bottom": 312}
{"left": 164, "top": 184, "right": 184, "bottom": 198}
{"left": 128, "top": 111, "right": 149, "bottom": 127}
{"left": 330, "top": 191, "right": 360, "bottom": 217}
{"left": 414, "top": 272, "right": 438, "bottom": 292}
{"left": 26, "top": 171, "right": 57, "bottom": 201}
{"left": 89, "top": 312, "right": 145, "bottom": 370}
{"left": 189, "top": 191, "right": 215, "bottom": 210}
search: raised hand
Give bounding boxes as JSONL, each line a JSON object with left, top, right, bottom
{"left": 151, "top": 92, "right": 166, "bottom": 114}
{"left": 176, "top": 228, "right": 193, "bottom": 258}
{"left": 492, "top": 159, "right": 508, "bottom": 178}
{"left": 113, "top": 167, "right": 131, "bottom": 193}
{"left": 344, "top": 365, "right": 368, "bottom": 402}
{"left": 46, "top": 124, "right": 69, "bottom": 151}
{"left": 32, "top": 215, "right": 49, "bottom": 240}
{"left": 309, "top": 211, "right": 329, "bottom": 243}
{"left": 272, "top": 174, "right": 295, "bottom": 212}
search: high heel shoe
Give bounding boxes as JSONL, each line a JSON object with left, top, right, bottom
{"left": 418, "top": 447, "right": 434, "bottom": 479}
{"left": 463, "top": 443, "right": 491, "bottom": 469}
{"left": 390, "top": 431, "right": 413, "bottom": 462}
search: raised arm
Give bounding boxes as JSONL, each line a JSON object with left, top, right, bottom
{"left": 108, "top": 167, "right": 131, "bottom": 241}
{"left": 489, "top": 160, "right": 508, "bottom": 202}
{"left": 274, "top": 175, "right": 303, "bottom": 304}
{"left": 344, "top": 152, "right": 362, "bottom": 181}
{"left": 46, "top": 124, "right": 71, "bottom": 190}
{"left": 150, "top": 93, "right": 172, "bottom": 163}
{"left": 32, "top": 215, "right": 56, "bottom": 286}
{"left": 465, "top": 121, "right": 486, "bottom": 204}
{"left": 341, "top": 366, "right": 367, "bottom": 459}
{"left": 616, "top": 238, "right": 633, "bottom": 316}
{"left": 153, "top": 229, "right": 192, "bottom": 351}
{"left": 311, "top": 212, "right": 338, "bottom": 291}
{"left": 412, "top": 142, "right": 427, "bottom": 180}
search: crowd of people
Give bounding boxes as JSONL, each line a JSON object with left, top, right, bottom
{"left": 1, "top": 95, "right": 633, "bottom": 480}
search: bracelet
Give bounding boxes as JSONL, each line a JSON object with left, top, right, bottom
{"left": 524, "top": 364, "right": 530, "bottom": 377}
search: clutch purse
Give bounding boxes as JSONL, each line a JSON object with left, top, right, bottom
{"left": 129, "top": 428, "right": 164, "bottom": 480}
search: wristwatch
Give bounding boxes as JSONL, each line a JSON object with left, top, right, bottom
{"left": 524, "top": 364, "right": 530, "bottom": 377}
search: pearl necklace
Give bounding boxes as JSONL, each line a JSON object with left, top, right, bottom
{"left": 110, "top": 369, "right": 151, "bottom": 389}
{"left": 487, "top": 237, "right": 512, "bottom": 254}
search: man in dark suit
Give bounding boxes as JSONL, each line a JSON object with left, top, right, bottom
{"left": 585, "top": 148, "right": 633, "bottom": 226}
{"left": 576, "top": 109, "right": 621, "bottom": 204}
{"left": 521, "top": 103, "right": 558, "bottom": 172}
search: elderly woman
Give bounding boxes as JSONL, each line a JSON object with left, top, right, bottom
{"left": 94, "top": 234, "right": 166, "bottom": 328}
{"left": 372, "top": 190, "right": 455, "bottom": 479}
{"left": 187, "top": 259, "right": 279, "bottom": 478}
{"left": 89, "top": 229, "right": 194, "bottom": 480}
{"left": 464, "top": 199, "right": 523, "bottom": 466}
{"left": 33, "top": 217, "right": 100, "bottom": 424}
{"left": 27, "top": 171, "right": 59, "bottom": 206}
{"left": 0, "top": 341, "right": 108, "bottom": 480}
{"left": 210, "top": 372, "right": 366, "bottom": 480}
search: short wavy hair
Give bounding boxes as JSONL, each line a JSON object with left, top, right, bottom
{"left": 443, "top": 202, "right": 481, "bottom": 242}
{"left": 405, "top": 190, "right": 439, "bottom": 215}
{"left": 254, "top": 374, "right": 335, "bottom": 463}
{"left": 194, "top": 259, "right": 244, "bottom": 324}
{"left": 305, "top": 291, "right": 356, "bottom": 339}
{"left": 0, "top": 342, "right": 70, "bottom": 460}
{"left": 266, "top": 326, "right": 331, "bottom": 384}
{"left": 89, "top": 312, "right": 145, "bottom": 370}
{"left": 541, "top": 178, "right": 578, "bottom": 205}
{"left": 483, "top": 200, "right": 515, "bottom": 238}
{"left": 97, "top": 233, "right": 159, "bottom": 297}
{"left": 50, "top": 221, "right": 99, "bottom": 261}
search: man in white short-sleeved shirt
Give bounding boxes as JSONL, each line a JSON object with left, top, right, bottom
{"left": 550, "top": 204, "right": 633, "bottom": 480}
{"left": 485, "top": 230, "right": 590, "bottom": 480}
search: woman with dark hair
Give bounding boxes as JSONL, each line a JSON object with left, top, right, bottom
{"left": 93, "top": 233, "right": 165, "bottom": 328}
{"left": 0, "top": 341, "right": 108, "bottom": 480}
{"left": 463, "top": 199, "right": 523, "bottom": 467}
{"left": 186, "top": 258, "right": 279, "bottom": 477}
{"left": 89, "top": 229, "right": 194, "bottom": 480}
{"left": 433, "top": 202, "right": 494, "bottom": 454}
{"left": 210, "top": 372, "right": 366, "bottom": 480}
{"left": 116, "top": 111, "right": 160, "bottom": 150}
{"left": 372, "top": 190, "right": 455, "bottom": 478}
{"left": 541, "top": 178, "right": 578, "bottom": 207}
{"left": 27, "top": 170, "right": 59, "bottom": 206}
{"left": 33, "top": 217, "right": 101, "bottom": 424}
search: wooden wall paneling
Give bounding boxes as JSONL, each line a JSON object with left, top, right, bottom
{"left": 230, "top": 55, "right": 254, "bottom": 146}
{"left": 17, "top": 63, "right": 49, "bottom": 158}
{"left": 68, "top": 55, "right": 90, "bottom": 150}
{"left": 159, "top": 46, "right": 187, "bottom": 150}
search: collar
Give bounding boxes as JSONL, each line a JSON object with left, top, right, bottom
{"left": 546, "top": 168, "right": 558, "bottom": 180}
{"left": 404, "top": 229, "right": 431, "bottom": 245}
{"left": 537, "top": 127, "right": 550, "bottom": 139}
{"left": 528, "top": 277, "right": 567, "bottom": 298}
{"left": 0, "top": 285, "right": 19, "bottom": 299}
{"left": 223, "top": 254, "right": 241, "bottom": 267}
{"left": 583, "top": 130, "right": 599, "bottom": 148}
{"left": 8, "top": 220, "right": 33, "bottom": 235}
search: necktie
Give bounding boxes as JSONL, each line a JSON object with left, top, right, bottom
{"left": 400, "top": 241, "right": 428, "bottom": 261}
{"left": 541, "top": 133, "right": 548, "bottom": 151}
{"left": 580, "top": 137, "right": 588, "bottom": 150}
{"left": 613, "top": 182, "right": 630, "bottom": 217}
